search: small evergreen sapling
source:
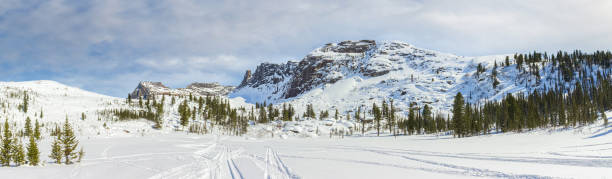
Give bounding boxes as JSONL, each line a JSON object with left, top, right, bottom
{"left": 61, "top": 118, "right": 79, "bottom": 164}
{"left": 1, "top": 119, "right": 12, "bottom": 166}
{"left": 26, "top": 135, "right": 39, "bottom": 166}
{"left": 24, "top": 117, "right": 32, "bottom": 137}
{"left": 33, "top": 119, "right": 41, "bottom": 140}
{"left": 11, "top": 138, "right": 25, "bottom": 166}
{"left": 49, "top": 133, "right": 63, "bottom": 164}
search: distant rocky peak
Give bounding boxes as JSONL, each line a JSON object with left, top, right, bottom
{"left": 139, "top": 81, "right": 168, "bottom": 89}
{"left": 233, "top": 40, "right": 408, "bottom": 101}
{"left": 238, "top": 70, "right": 252, "bottom": 88}
{"left": 130, "top": 81, "right": 234, "bottom": 99}
{"left": 320, "top": 40, "right": 377, "bottom": 53}
{"left": 186, "top": 82, "right": 222, "bottom": 89}
{"left": 130, "top": 81, "right": 167, "bottom": 99}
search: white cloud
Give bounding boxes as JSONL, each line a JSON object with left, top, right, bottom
{"left": 1, "top": 0, "right": 612, "bottom": 96}
{"left": 136, "top": 55, "right": 254, "bottom": 73}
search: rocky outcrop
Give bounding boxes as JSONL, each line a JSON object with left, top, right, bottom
{"left": 130, "top": 81, "right": 234, "bottom": 99}
{"left": 233, "top": 40, "right": 383, "bottom": 100}
{"left": 324, "top": 40, "right": 376, "bottom": 53}
{"left": 238, "top": 70, "right": 252, "bottom": 88}
{"left": 242, "top": 62, "right": 296, "bottom": 88}
{"left": 130, "top": 82, "right": 169, "bottom": 99}
{"left": 284, "top": 56, "right": 342, "bottom": 98}
{"left": 186, "top": 82, "right": 235, "bottom": 96}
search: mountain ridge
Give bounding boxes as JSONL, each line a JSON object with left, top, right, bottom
{"left": 229, "top": 39, "right": 605, "bottom": 115}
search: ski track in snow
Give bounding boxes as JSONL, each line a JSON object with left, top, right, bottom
{"left": 147, "top": 136, "right": 300, "bottom": 179}
{"left": 264, "top": 147, "right": 300, "bottom": 179}
{"left": 149, "top": 138, "right": 220, "bottom": 179}
{"left": 356, "top": 148, "right": 557, "bottom": 179}
{"left": 282, "top": 146, "right": 559, "bottom": 179}
{"left": 334, "top": 145, "right": 612, "bottom": 168}
{"left": 300, "top": 144, "right": 611, "bottom": 178}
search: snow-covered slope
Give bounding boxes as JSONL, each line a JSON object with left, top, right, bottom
{"left": 231, "top": 40, "right": 604, "bottom": 115}
{"left": 0, "top": 80, "right": 253, "bottom": 137}
{"left": 0, "top": 80, "right": 114, "bottom": 122}
{"left": 0, "top": 80, "right": 151, "bottom": 137}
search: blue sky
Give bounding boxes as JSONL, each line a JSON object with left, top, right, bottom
{"left": 1, "top": 0, "right": 611, "bottom": 97}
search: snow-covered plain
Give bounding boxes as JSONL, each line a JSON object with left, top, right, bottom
{"left": 3, "top": 120, "right": 612, "bottom": 179}
{"left": 1, "top": 81, "right": 611, "bottom": 179}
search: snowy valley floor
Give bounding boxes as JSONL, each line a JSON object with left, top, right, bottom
{"left": 2, "top": 122, "right": 612, "bottom": 179}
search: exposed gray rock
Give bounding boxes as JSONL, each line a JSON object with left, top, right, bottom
{"left": 234, "top": 40, "right": 381, "bottom": 100}
{"left": 130, "top": 81, "right": 234, "bottom": 99}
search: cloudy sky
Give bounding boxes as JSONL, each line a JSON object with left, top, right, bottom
{"left": 1, "top": 0, "right": 611, "bottom": 97}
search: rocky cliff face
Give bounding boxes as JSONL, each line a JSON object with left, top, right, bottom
{"left": 130, "top": 82, "right": 168, "bottom": 99}
{"left": 233, "top": 40, "right": 385, "bottom": 101}
{"left": 130, "top": 81, "right": 234, "bottom": 99}
{"left": 231, "top": 40, "right": 422, "bottom": 101}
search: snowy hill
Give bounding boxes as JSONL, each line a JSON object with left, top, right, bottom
{"left": 0, "top": 80, "right": 115, "bottom": 122}
{"left": 231, "top": 40, "right": 606, "bottom": 115}
{"left": 0, "top": 80, "right": 154, "bottom": 137}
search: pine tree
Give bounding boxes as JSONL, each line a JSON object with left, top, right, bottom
{"left": 373, "top": 102, "right": 382, "bottom": 136}
{"left": 24, "top": 117, "right": 32, "bottom": 137}
{"left": 288, "top": 104, "right": 295, "bottom": 121}
{"left": 356, "top": 106, "right": 364, "bottom": 135}
{"left": 192, "top": 106, "right": 197, "bottom": 121}
{"left": 422, "top": 104, "right": 432, "bottom": 133}
{"left": 505, "top": 56, "right": 510, "bottom": 66}
{"left": 61, "top": 118, "right": 79, "bottom": 164}
{"left": 178, "top": 100, "right": 191, "bottom": 126}
{"left": 26, "top": 135, "right": 39, "bottom": 166}
{"left": 258, "top": 106, "right": 268, "bottom": 123}
{"left": 408, "top": 103, "right": 415, "bottom": 135}
{"left": 389, "top": 99, "right": 396, "bottom": 136}
{"left": 22, "top": 91, "right": 29, "bottom": 113}
{"left": 334, "top": 109, "right": 339, "bottom": 120}
{"left": 452, "top": 92, "right": 465, "bottom": 137}
{"left": 11, "top": 139, "right": 25, "bottom": 166}
{"left": 267, "top": 104, "right": 274, "bottom": 121}
{"left": 319, "top": 110, "right": 328, "bottom": 119}
{"left": 1, "top": 119, "right": 12, "bottom": 166}
{"left": 304, "top": 104, "right": 316, "bottom": 119}
{"left": 49, "top": 134, "right": 62, "bottom": 164}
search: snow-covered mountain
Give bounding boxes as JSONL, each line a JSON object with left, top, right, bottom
{"left": 130, "top": 81, "right": 234, "bottom": 99}
{"left": 230, "top": 40, "right": 587, "bottom": 114}
{"left": 1, "top": 65, "right": 611, "bottom": 179}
